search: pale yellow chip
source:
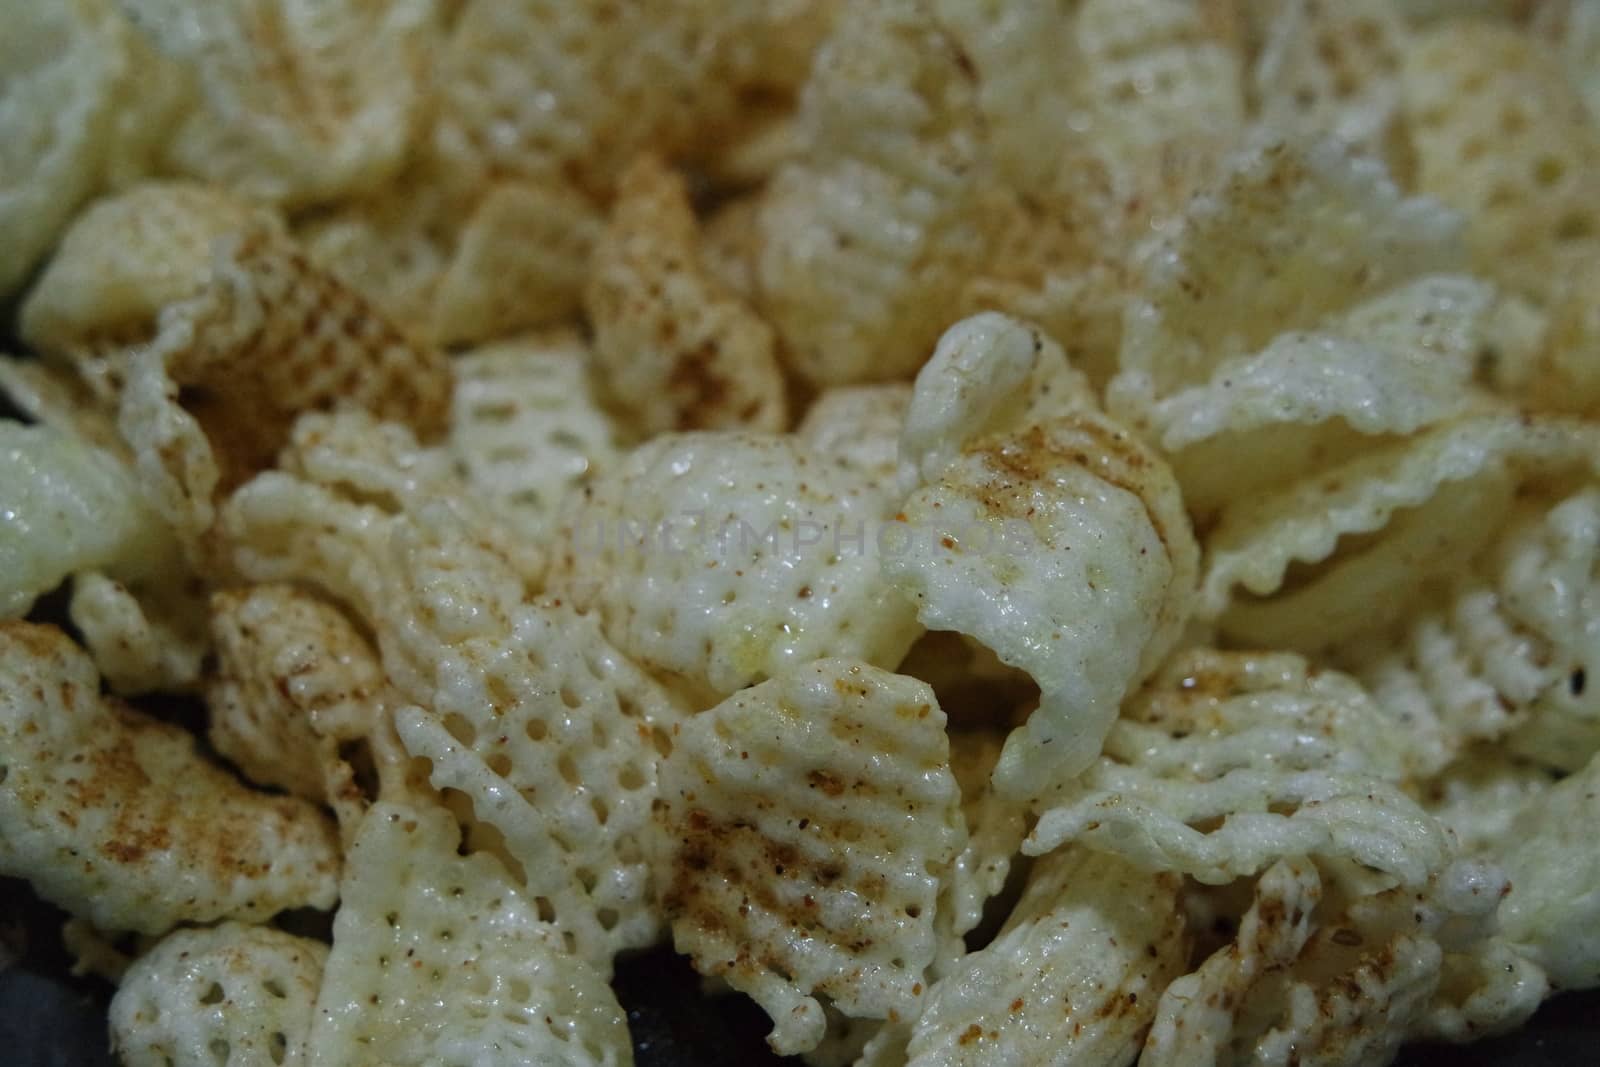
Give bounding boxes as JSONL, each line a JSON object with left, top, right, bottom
{"left": 110, "top": 922, "right": 327, "bottom": 1067}
{"left": 1534, "top": 0, "right": 1600, "bottom": 123}
{"left": 1026, "top": 649, "right": 1450, "bottom": 887}
{"left": 1401, "top": 19, "right": 1600, "bottom": 302}
{"left": 753, "top": 0, "right": 991, "bottom": 385}
{"left": 903, "top": 847, "right": 1185, "bottom": 1067}
{"left": 119, "top": 0, "right": 437, "bottom": 206}
{"left": 0, "top": 622, "right": 339, "bottom": 935}
{"left": 449, "top": 330, "right": 624, "bottom": 539}
{"left": 68, "top": 569, "right": 208, "bottom": 696}
{"left": 550, "top": 431, "right": 923, "bottom": 706}
{"left": 660, "top": 659, "right": 965, "bottom": 1055}
{"left": 1515, "top": 252, "right": 1600, "bottom": 416}
{"left": 308, "top": 801, "right": 634, "bottom": 1067}
{"left": 1423, "top": 751, "right": 1556, "bottom": 855}
{"left": 797, "top": 383, "right": 912, "bottom": 491}
{"left": 585, "top": 155, "right": 787, "bottom": 435}
{"left": 932, "top": 731, "right": 1025, "bottom": 976}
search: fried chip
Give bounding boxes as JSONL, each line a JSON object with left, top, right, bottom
{"left": 1401, "top": 19, "right": 1600, "bottom": 302}
{"left": 307, "top": 801, "right": 633, "bottom": 1066}
{"left": 0, "top": 421, "right": 183, "bottom": 620}
{"left": 797, "top": 383, "right": 912, "bottom": 490}
{"left": 1533, "top": 0, "right": 1600, "bottom": 122}
{"left": 118, "top": 0, "right": 436, "bottom": 206}
{"left": 660, "top": 659, "right": 965, "bottom": 1054}
{"left": 450, "top": 330, "right": 624, "bottom": 539}
{"left": 1516, "top": 252, "right": 1600, "bottom": 416}
{"left": 933, "top": 731, "right": 1025, "bottom": 975}
{"left": 0, "top": 622, "right": 339, "bottom": 935}
{"left": 1424, "top": 751, "right": 1555, "bottom": 855}
{"left": 68, "top": 569, "right": 208, "bottom": 696}
{"left": 904, "top": 847, "right": 1185, "bottom": 1067}
{"left": 110, "top": 922, "right": 327, "bottom": 1067}
{"left": 754, "top": 0, "right": 991, "bottom": 385}
{"left": 551, "top": 431, "right": 924, "bottom": 705}
{"left": 586, "top": 155, "right": 787, "bottom": 435}
{"left": 1027, "top": 649, "right": 1450, "bottom": 887}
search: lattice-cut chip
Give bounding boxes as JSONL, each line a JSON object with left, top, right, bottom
{"left": 307, "top": 802, "right": 633, "bottom": 1067}
{"left": 110, "top": 922, "right": 327, "bottom": 1067}
{"left": 68, "top": 569, "right": 209, "bottom": 696}
{"left": 661, "top": 660, "right": 964, "bottom": 1055}
{"left": 19, "top": 181, "right": 268, "bottom": 399}
{"left": 0, "top": 421, "right": 184, "bottom": 620}
{"left": 118, "top": 0, "right": 436, "bottom": 206}
{"left": 1027, "top": 649, "right": 1451, "bottom": 886}
{"left": 1424, "top": 751, "right": 1556, "bottom": 856}
{"left": 1072, "top": 0, "right": 1246, "bottom": 186}
{"left": 798, "top": 383, "right": 912, "bottom": 490}
{"left": 1341, "top": 486, "right": 1600, "bottom": 776}
{"left": 933, "top": 731, "right": 1026, "bottom": 975}
{"left": 905, "top": 846, "right": 1185, "bottom": 1067}
{"left": 1144, "top": 855, "right": 1544, "bottom": 1064}
{"left": 0, "top": 622, "right": 339, "bottom": 935}
{"left": 0, "top": 0, "right": 171, "bottom": 300}
{"left": 1401, "top": 19, "right": 1600, "bottom": 302}
{"left": 450, "top": 330, "right": 624, "bottom": 539}
{"left": 884, "top": 406, "right": 1198, "bottom": 804}
{"left": 208, "top": 584, "right": 386, "bottom": 837}
{"left": 551, "top": 432, "right": 924, "bottom": 705}
{"left": 117, "top": 223, "right": 451, "bottom": 545}
{"left": 0, "top": 356, "right": 126, "bottom": 457}
{"left": 754, "top": 0, "right": 991, "bottom": 385}
{"left": 1491, "top": 751, "right": 1600, "bottom": 990}
{"left": 586, "top": 155, "right": 786, "bottom": 435}
{"left": 1534, "top": 0, "right": 1600, "bottom": 122}
{"left": 1252, "top": 0, "right": 1412, "bottom": 156}
{"left": 1203, "top": 414, "right": 1600, "bottom": 649}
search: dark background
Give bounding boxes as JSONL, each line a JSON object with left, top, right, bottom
{"left": 4, "top": 877, "right": 1593, "bottom": 1067}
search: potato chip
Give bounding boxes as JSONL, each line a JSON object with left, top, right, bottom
{"left": 1252, "top": 0, "right": 1412, "bottom": 157}
{"left": 110, "top": 922, "right": 327, "bottom": 1067}
{"left": 117, "top": 223, "right": 452, "bottom": 547}
{"left": 69, "top": 569, "right": 208, "bottom": 696}
{"left": 933, "top": 731, "right": 1025, "bottom": 976}
{"left": 1423, "top": 751, "right": 1556, "bottom": 856}
{"left": 308, "top": 801, "right": 633, "bottom": 1067}
{"left": 903, "top": 847, "right": 1185, "bottom": 1067}
{"left": 0, "top": 421, "right": 183, "bottom": 620}
{"left": 0, "top": 622, "right": 340, "bottom": 935}
{"left": 753, "top": 0, "right": 991, "bottom": 386}
{"left": 1534, "top": 0, "right": 1600, "bottom": 121}
{"left": 884, "top": 403, "right": 1198, "bottom": 804}
{"left": 1515, "top": 252, "right": 1600, "bottom": 416}
{"left": 450, "top": 330, "right": 624, "bottom": 539}
{"left": 1401, "top": 19, "right": 1600, "bottom": 302}
{"left": 586, "top": 155, "right": 787, "bottom": 435}
{"left": 207, "top": 584, "right": 385, "bottom": 835}
{"left": 118, "top": 0, "right": 437, "bottom": 206}
{"left": 0, "top": 356, "right": 127, "bottom": 458}
{"left": 61, "top": 917, "right": 151, "bottom": 984}
{"left": 550, "top": 431, "right": 924, "bottom": 705}
{"left": 1026, "top": 649, "right": 1450, "bottom": 887}
{"left": 660, "top": 659, "right": 965, "bottom": 1054}
{"left": 798, "top": 383, "right": 912, "bottom": 490}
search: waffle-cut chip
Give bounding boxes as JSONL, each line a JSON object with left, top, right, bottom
{"left": 754, "top": 0, "right": 991, "bottom": 385}
{"left": 1111, "top": 137, "right": 1464, "bottom": 408}
{"left": 119, "top": 0, "right": 436, "bottom": 206}
{"left": 1144, "top": 856, "right": 1544, "bottom": 1065}
{"left": 1073, "top": 0, "right": 1246, "bottom": 186}
{"left": 0, "top": 0, "right": 166, "bottom": 300}
{"left": 897, "top": 313, "right": 1095, "bottom": 494}
{"left": 905, "top": 847, "right": 1185, "bottom": 1067}
{"left": 1493, "top": 751, "right": 1600, "bottom": 989}
{"left": 450, "top": 330, "right": 624, "bottom": 539}
{"left": 661, "top": 659, "right": 965, "bottom": 1055}
{"left": 884, "top": 409, "right": 1198, "bottom": 804}
{"left": 586, "top": 156, "right": 786, "bottom": 435}
{"left": 0, "top": 622, "right": 340, "bottom": 935}
{"left": 1401, "top": 20, "right": 1600, "bottom": 302}
{"left": 1424, "top": 751, "right": 1555, "bottom": 855}
{"left": 1207, "top": 415, "right": 1600, "bottom": 651}
{"left": 933, "top": 732, "right": 1025, "bottom": 975}
{"left": 551, "top": 432, "right": 924, "bottom": 705}
{"left": 19, "top": 182, "right": 269, "bottom": 401}
{"left": 307, "top": 802, "right": 634, "bottom": 1067}
{"left": 110, "top": 923, "right": 327, "bottom": 1067}
{"left": 117, "top": 224, "right": 451, "bottom": 546}
{"left": 1534, "top": 0, "right": 1600, "bottom": 122}
{"left": 0, "top": 421, "right": 184, "bottom": 620}
{"left": 1343, "top": 487, "right": 1600, "bottom": 777}
{"left": 1252, "top": 0, "right": 1412, "bottom": 156}
{"left": 69, "top": 570, "right": 208, "bottom": 696}
{"left": 208, "top": 584, "right": 385, "bottom": 837}
{"left": 929, "top": 0, "right": 1080, "bottom": 197}
{"left": 1026, "top": 650, "right": 1451, "bottom": 887}
{"left": 798, "top": 383, "right": 912, "bottom": 490}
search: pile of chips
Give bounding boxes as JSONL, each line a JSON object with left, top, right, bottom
{"left": 3, "top": 2, "right": 1599, "bottom": 1065}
